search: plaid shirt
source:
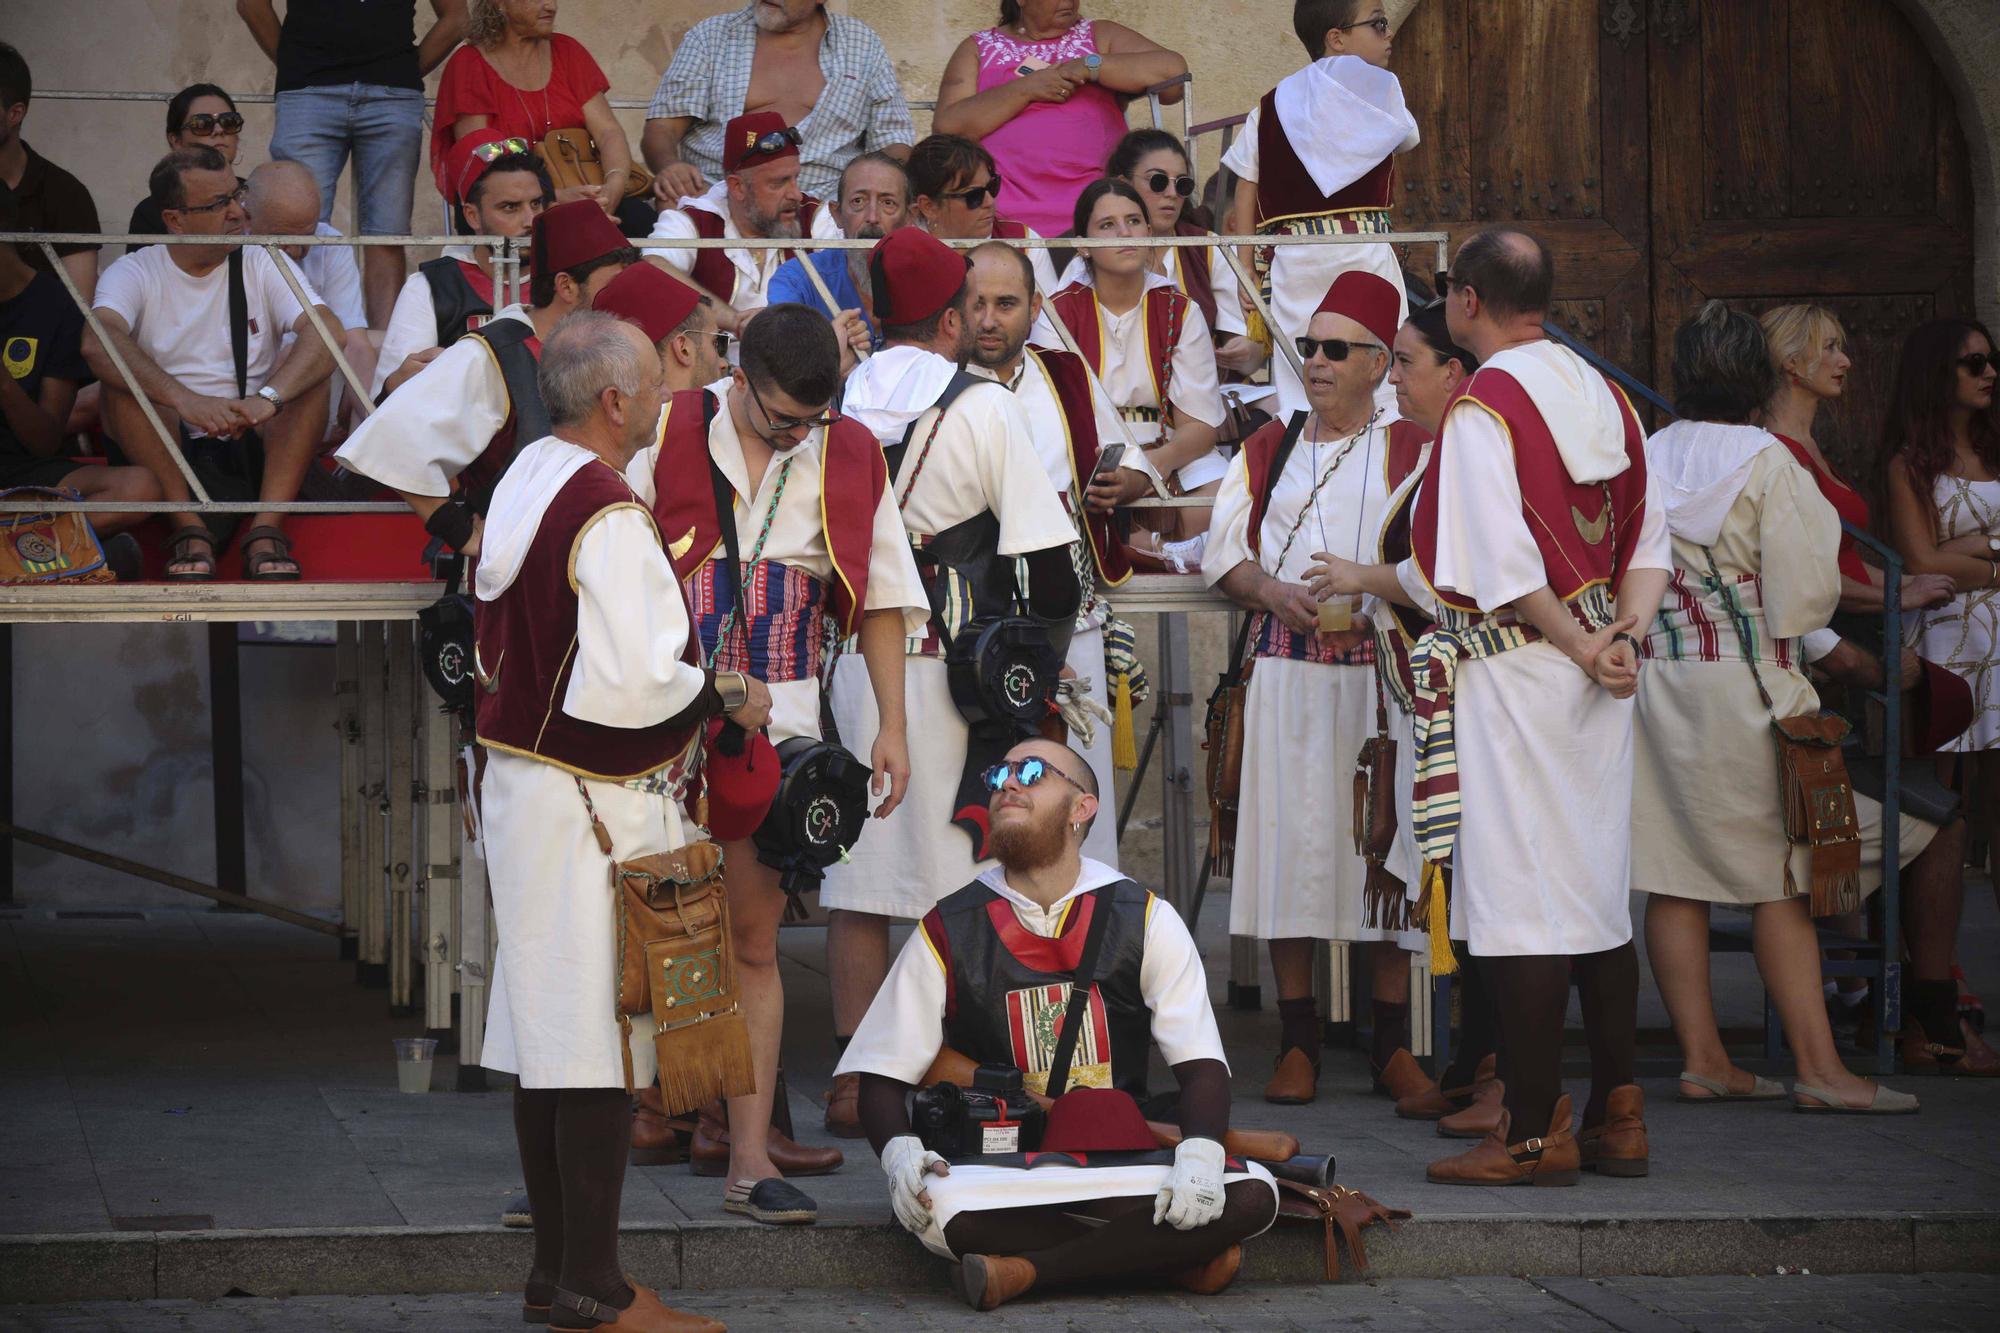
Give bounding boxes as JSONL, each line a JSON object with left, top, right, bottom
{"left": 647, "top": 7, "right": 915, "bottom": 201}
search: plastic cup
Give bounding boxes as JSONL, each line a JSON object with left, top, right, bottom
{"left": 394, "top": 1037, "right": 438, "bottom": 1094}
{"left": 1318, "top": 596, "right": 1356, "bottom": 634}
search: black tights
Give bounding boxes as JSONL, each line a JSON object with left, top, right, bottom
{"left": 1442, "top": 954, "right": 1501, "bottom": 1090}
{"left": 515, "top": 1086, "right": 636, "bottom": 1325}
{"left": 941, "top": 1179, "right": 1276, "bottom": 1287}
{"left": 1486, "top": 941, "right": 1637, "bottom": 1138}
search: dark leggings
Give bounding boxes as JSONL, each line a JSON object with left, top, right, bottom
{"left": 941, "top": 1179, "right": 1276, "bottom": 1287}
{"left": 515, "top": 1086, "right": 637, "bottom": 1326}
{"left": 1442, "top": 954, "right": 1502, "bottom": 1090}
{"left": 1487, "top": 941, "right": 1638, "bottom": 1138}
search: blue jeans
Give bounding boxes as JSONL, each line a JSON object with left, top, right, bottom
{"left": 271, "top": 83, "right": 424, "bottom": 233}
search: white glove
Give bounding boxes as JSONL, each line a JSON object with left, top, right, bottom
{"left": 880, "top": 1134, "right": 948, "bottom": 1237}
{"left": 1153, "top": 1135, "right": 1227, "bottom": 1231}
{"left": 1054, "top": 676, "right": 1115, "bottom": 748}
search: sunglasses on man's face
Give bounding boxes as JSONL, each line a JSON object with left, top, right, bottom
{"left": 1960, "top": 352, "right": 1996, "bottom": 377}
{"left": 1296, "top": 335, "right": 1383, "bottom": 363}
{"left": 689, "top": 328, "right": 735, "bottom": 361}
{"left": 941, "top": 176, "right": 1003, "bottom": 209}
{"left": 179, "top": 112, "right": 245, "bottom": 136}
{"left": 1140, "top": 170, "right": 1195, "bottom": 199}
{"left": 174, "top": 184, "right": 249, "bottom": 216}
{"left": 747, "top": 375, "right": 836, "bottom": 434}
{"left": 980, "top": 757, "right": 1087, "bottom": 795}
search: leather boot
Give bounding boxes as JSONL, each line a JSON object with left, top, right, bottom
{"left": 1378, "top": 1049, "right": 1453, "bottom": 1119}
{"left": 689, "top": 1101, "right": 844, "bottom": 1178}
{"left": 952, "top": 1254, "right": 1038, "bottom": 1311}
{"left": 1579, "top": 1084, "right": 1649, "bottom": 1177}
{"left": 631, "top": 1086, "right": 693, "bottom": 1167}
{"left": 1263, "top": 1047, "right": 1319, "bottom": 1105}
{"left": 1441, "top": 1053, "right": 1498, "bottom": 1101}
{"left": 1437, "top": 1077, "right": 1504, "bottom": 1139}
{"left": 549, "top": 1280, "right": 725, "bottom": 1333}
{"left": 1426, "top": 1093, "right": 1579, "bottom": 1187}
{"left": 823, "top": 1072, "right": 865, "bottom": 1139}
{"left": 1168, "top": 1243, "right": 1242, "bottom": 1296}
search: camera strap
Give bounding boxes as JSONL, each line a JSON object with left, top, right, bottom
{"left": 1043, "top": 887, "right": 1115, "bottom": 1100}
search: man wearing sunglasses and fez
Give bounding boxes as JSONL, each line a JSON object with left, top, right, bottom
{"left": 1224, "top": 2, "right": 1418, "bottom": 420}
{"left": 594, "top": 263, "right": 734, "bottom": 398}
{"left": 1204, "top": 270, "right": 1420, "bottom": 1105}
{"left": 649, "top": 112, "right": 842, "bottom": 332}
{"left": 372, "top": 131, "right": 553, "bottom": 400}
{"left": 837, "top": 738, "right": 1278, "bottom": 1311}
{"left": 1410, "top": 227, "right": 1669, "bottom": 1186}
{"left": 615, "top": 300, "right": 927, "bottom": 1226}
{"left": 822, "top": 227, "right": 1082, "bottom": 1137}
{"left": 336, "top": 200, "right": 636, "bottom": 560}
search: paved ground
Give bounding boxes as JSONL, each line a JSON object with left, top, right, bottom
{"left": 3, "top": 1274, "right": 1995, "bottom": 1331}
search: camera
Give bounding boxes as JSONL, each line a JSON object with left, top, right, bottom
{"left": 910, "top": 1064, "right": 1047, "bottom": 1158}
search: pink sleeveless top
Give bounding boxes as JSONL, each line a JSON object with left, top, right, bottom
{"left": 972, "top": 20, "right": 1128, "bottom": 238}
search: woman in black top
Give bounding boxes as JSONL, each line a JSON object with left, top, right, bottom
{"left": 127, "top": 84, "right": 247, "bottom": 250}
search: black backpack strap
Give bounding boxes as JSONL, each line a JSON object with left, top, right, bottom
{"left": 227, "top": 248, "right": 249, "bottom": 399}
{"left": 1043, "top": 886, "right": 1116, "bottom": 1100}
{"left": 884, "top": 368, "right": 983, "bottom": 482}
{"left": 1228, "top": 410, "right": 1311, "bottom": 669}
{"left": 461, "top": 318, "right": 550, "bottom": 512}
{"left": 419, "top": 255, "right": 493, "bottom": 351}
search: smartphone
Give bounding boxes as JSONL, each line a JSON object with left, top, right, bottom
{"left": 1088, "top": 443, "right": 1127, "bottom": 484}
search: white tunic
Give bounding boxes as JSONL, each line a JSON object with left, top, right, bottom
{"left": 834, "top": 858, "right": 1272, "bottom": 1258}
{"left": 821, "top": 347, "right": 1080, "bottom": 917}
{"left": 648, "top": 182, "right": 844, "bottom": 314}
{"left": 1420, "top": 344, "right": 1671, "bottom": 956}
{"left": 623, "top": 390, "right": 928, "bottom": 746}
{"left": 1059, "top": 242, "right": 1248, "bottom": 338}
{"left": 1205, "top": 414, "right": 1409, "bottom": 942}
{"left": 476, "top": 438, "right": 711, "bottom": 1088}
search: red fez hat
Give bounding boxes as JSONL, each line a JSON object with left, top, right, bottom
{"left": 723, "top": 112, "right": 802, "bottom": 175}
{"left": 869, "top": 228, "right": 971, "bottom": 327}
{"left": 445, "top": 130, "right": 532, "bottom": 206}
{"left": 531, "top": 199, "right": 628, "bottom": 278}
{"left": 699, "top": 718, "right": 781, "bottom": 842}
{"left": 593, "top": 263, "right": 702, "bottom": 346}
{"left": 1315, "top": 270, "right": 1402, "bottom": 350}
{"left": 1910, "top": 657, "right": 1975, "bottom": 755}
{"left": 1039, "top": 1086, "right": 1160, "bottom": 1153}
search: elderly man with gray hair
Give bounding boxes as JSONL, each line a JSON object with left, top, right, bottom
{"left": 472, "top": 309, "right": 767, "bottom": 1333}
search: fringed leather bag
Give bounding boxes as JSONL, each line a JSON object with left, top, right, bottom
{"left": 1354, "top": 668, "right": 1404, "bottom": 930}
{"left": 1273, "top": 1179, "right": 1410, "bottom": 1281}
{"left": 1202, "top": 619, "right": 1254, "bottom": 877}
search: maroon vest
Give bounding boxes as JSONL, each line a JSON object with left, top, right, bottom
{"left": 1375, "top": 417, "right": 1435, "bottom": 698}
{"left": 474, "top": 461, "right": 705, "bottom": 780}
{"left": 1026, "top": 346, "right": 1131, "bottom": 586}
{"left": 1253, "top": 88, "right": 1396, "bottom": 226}
{"left": 1411, "top": 365, "right": 1649, "bottom": 615}
{"left": 684, "top": 195, "right": 823, "bottom": 299}
{"left": 1049, "top": 283, "right": 1186, "bottom": 416}
{"left": 1238, "top": 415, "right": 1295, "bottom": 557}
{"left": 993, "top": 217, "right": 1030, "bottom": 241}
{"left": 649, "top": 388, "right": 886, "bottom": 638}
{"left": 1172, "top": 218, "right": 1218, "bottom": 330}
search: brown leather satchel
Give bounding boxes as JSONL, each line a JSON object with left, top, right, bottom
{"left": 1353, "top": 668, "right": 1406, "bottom": 930}
{"left": 539, "top": 127, "right": 653, "bottom": 201}
{"left": 1203, "top": 649, "right": 1252, "bottom": 876}
{"left": 1273, "top": 1179, "right": 1411, "bottom": 1281}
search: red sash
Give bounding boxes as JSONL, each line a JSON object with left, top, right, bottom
{"left": 1171, "top": 219, "right": 1218, "bottom": 330}
{"left": 1027, "top": 346, "right": 1131, "bottom": 586}
{"left": 650, "top": 388, "right": 885, "bottom": 638}
{"left": 1410, "top": 365, "right": 1649, "bottom": 615}
{"left": 1253, "top": 88, "right": 1396, "bottom": 226}
{"left": 1049, "top": 283, "right": 1186, "bottom": 415}
{"left": 682, "top": 194, "right": 823, "bottom": 300}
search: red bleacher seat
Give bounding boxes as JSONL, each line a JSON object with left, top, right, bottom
{"left": 132, "top": 512, "right": 432, "bottom": 582}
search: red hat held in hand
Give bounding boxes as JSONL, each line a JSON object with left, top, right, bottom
{"left": 530, "top": 199, "right": 628, "bottom": 279}
{"left": 1315, "top": 270, "right": 1402, "bottom": 350}
{"left": 869, "top": 228, "right": 972, "bottom": 328}
{"left": 594, "top": 263, "right": 702, "bottom": 346}
{"left": 722, "top": 112, "right": 802, "bottom": 175}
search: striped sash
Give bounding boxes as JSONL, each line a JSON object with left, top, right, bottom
{"left": 1255, "top": 208, "right": 1394, "bottom": 305}
{"left": 1251, "top": 609, "right": 1376, "bottom": 666}
{"left": 686, "top": 558, "right": 828, "bottom": 683}
{"left": 1643, "top": 567, "right": 1796, "bottom": 671}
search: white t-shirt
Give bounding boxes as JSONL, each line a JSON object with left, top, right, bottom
{"left": 96, "top": 244, "right": 318, "bottom": 403}
{"left": 301, "top": 222, "right": 366, "bottom": 332}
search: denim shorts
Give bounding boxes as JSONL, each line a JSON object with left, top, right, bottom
{"left": 271, "top": 83, "right": 425, "bottom": 234}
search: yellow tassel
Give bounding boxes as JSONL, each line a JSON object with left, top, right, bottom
{"left": 1112, "top": 673, "right": 1138, "bottom": 771}
{"left": 1422, "top": 861, "right": 1457, "bottom": 976}
{"left": 1244, "top": 305, "right": 1272, "bottom": 351}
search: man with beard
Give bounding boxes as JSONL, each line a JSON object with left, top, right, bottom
{"left": 965, "top": 239, "right": 1158, "bottom": 867}
{"left": 593, "top": 262, "right": 731, "bottom": 397}
{"left": 649, "top": 111, "right": 842, "bottom": 331}
{"left": 836, "top": 739, "right": 1278, "bottom": 1311}
{"left": 820, "top": 227, "right": 1081, "bottom": 1138}
{"left": 768, "top": 151, "right": 908, "bottom": 372}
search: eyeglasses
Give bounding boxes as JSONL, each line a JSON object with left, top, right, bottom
{"left": 1336, "top": 16, "right": 1392, "bottom": 37}
{"left": 1960, "top": 353, "right": 1996, "bottom": 376}
{"left": 940, "top": 176, "right": 1003, "bottom": 209}
{"left": 746, "top": 375, "right": 836, "bottom": 433}
{"left": 178, "top": 111, "right": 245, "bottom": 136}
{"left": 980, "top": 757, "right": 1087, "bottom": 795}
{"left": 173, "top": 184, "right": 249, "bottom": 215}
{"left": 746, "top": 126, "right": 803, "bottom": 157}
{"left": 1140, "top": 170, "right": 1196, "bottom": 199}
{"left": 470, "top": 136, "right": 531, "bottom": 163}
{"left": 687, "top": 327, "right": 736, "bottom": 361}
{"left": 1295, "top": 335, "right": 1384, "bottom": 362}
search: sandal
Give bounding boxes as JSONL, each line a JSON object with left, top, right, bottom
{"left": 1676, "top": 1070, "right": 1786, "bottom": 1103}
{"left": 1791, "top": 1082, "right": 1919, "bottom": 1114}
{"left": 721, "top": 1176, "right": 816, "bottom": 1226}
{"left": 240, "top": 524, "right": 302, "bottom": 582}
{"left": 165, "top": 525, "right": 217, "bottom": 583}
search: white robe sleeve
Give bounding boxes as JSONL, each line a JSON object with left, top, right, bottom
{"left": 1626, "top": 465, "right": 1672, "bottom": 576}
{"left": 1427, "top": 398, "right": 1547, "bottom": 611}
{"left": 1207, "top": 243, "right": 1248, "bottom": 337}
{"left": 1220, "top": 103, "right": 1260, "bottom": 182}
{"left": 562, "top": 507, "right": 711, "bottom": 728}
{"left": 1200, "top": 447, "right": 1257, "bottom": 590}
{"left": 1138, "top": 898, "right": 1229, "bottom": 1070}
{"left": 372, "top": 272, "right": 443, "bottom": 397}
{"left": 333, "top": 337, "right": 511, "bottom": 497}
{"left": 1168, "top": 301, "right": 1226, "bottom": 430}
{"left": 832, "top": 927, "right": 948, "bottom": 1085}
{"left": 981, "top": 391, "right": 1086, "bottom": 557}
{"left": 1394, "top": 556, "right": 1440, "bottom": 618}
{"left": 646, "top": 210, "right": 700, "bottom": 278}
{"left": 1755, "top": 452, "right": 1843, "bottom": 640}
{"left": 863, "top": 476, "right": 932, "bottom": 636}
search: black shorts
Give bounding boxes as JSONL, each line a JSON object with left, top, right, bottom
{"left": 0, "top": 451, "right": 86, "bottom": 491}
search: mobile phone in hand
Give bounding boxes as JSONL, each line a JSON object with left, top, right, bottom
{"left": 1089, "top": 442, "right": 1127, "bottom": 484}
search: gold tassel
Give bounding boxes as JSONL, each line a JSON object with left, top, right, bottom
{"left": 1244, "top": 304, "right": 1272, "bottom": 351}
{"left": 1112, "top": 673, "right": 1138, "bottom": 771}
{"left": 653, "top": 1008, "right": 757, "bottom": 1117}
{"left": 1422, "top": 862, "right": 1457, "bottom": 976}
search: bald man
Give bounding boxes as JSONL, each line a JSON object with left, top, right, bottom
{"left": 243, "top": 159, "right": 374, "bottom": 435}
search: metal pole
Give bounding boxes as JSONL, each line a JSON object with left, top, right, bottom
{"left": 261, "top": 244, "right": 374, "bottom": 417}
{"left": 420, "top": 698, "right": 459, "bottom": 1043}
{"left": 1879, "top": 559, "right": 1904, "bottom": 1075}
{"left": 359, "top": 624, "right": 389, "bottom": 985}
{"left": 1156, "top": 611, "right": 1200, "bottom": 919}
{"left": 207, "top": 622, "right": 248, "bottom": 908}
{"left": 797, "top": 254, "right": 867, "bottom": 361}
{"left": 387, "top": 621, "right": 417, "bottom": 1015}
{"left": 335, "top": 623, "right": 362, "bottom": 959}
{"left": 0, "top": 625, "right": 10, "bottom": 905}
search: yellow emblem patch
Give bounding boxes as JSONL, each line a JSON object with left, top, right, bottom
{"left": 1572, "top": 502, "right": 1609, "bottom": 546}
{"left": 668, "top": 526, "right": 697, "bottom": 561}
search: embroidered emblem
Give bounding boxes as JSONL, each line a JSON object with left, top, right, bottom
{"left": 15, "top": 529, "right": 62, "bottom": 570}
{"left": 1004, "top": 981, "right": 1113, "bottom": 1096}
{"left": 1572, "top": 502, "right": 1609, "bottom": 546}
{"left": 668, "top": 526, "right": 696, "bottom": 561}
{"left": 473, "top": 642, "right": 504, "bottom": 695}
{"left": 3, "top": 335, "right": 38, "bottom": 380}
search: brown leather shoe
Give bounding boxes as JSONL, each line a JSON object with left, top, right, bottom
{"left": 631, "top": 1086, "right": 694, "bottom": 1167}
{"left": 952, "top": 1253, "right": 1037, "bottom": 1311}
{"left": 823, "top": 1072, "right": 866, "bottom": 1139}
{"left": 1264, "top": 1047, "right": 1319, "bottom": 1105}
{"left": 1579, "top": 1084, "right": 1649, "bottom": 1177}
{"left": 1437, "top": 1077, "right": 1504, "bottom": 1139}
{"left": 1426, "top": 1093, "right": 1578, "bottom": 1187}
{"left": 1441, "top": 1053, "right": 1498, "bottom": 1101}
{"left": 688, "top": 1101, "right": 844, "bottom": 1178}
{"left": 1378, "top": 1049, "right": 1452, "bottom": 1119}
{"left": 1168, "top": 1243, "right": 1242, "bottom": 1295}
{"left": 550, "top": 1280, "right": 725, "bottom": 1332}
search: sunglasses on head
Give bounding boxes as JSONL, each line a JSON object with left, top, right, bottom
{"left": 980, "top": 757, "right": 1087, "bottom": 795}
{"left": 749, "top": 126, "right": 803, "bottom": 156}
{"left": 179, "top": 111, "right": 245, "bottom": 136}
{"left": 1295, "top": 335, "right": 1383, "bottom": 362}
{"left": 471, "top": 136, "right": 532, "bottom": 163}
{"left": 747, "top": 375, "right": 836, "bottom": 433}
{"left": 1337, "top": 16, "right": 1392, "bottom": 37}
{"left": 1141, "top": 170, "right": 1195, "bottom": 199}
{"left": 941, "top": 175, "right": 1003, "bottom": 209}
{"left": 1960, "top": 352, "right": 1996, "bottom": 376}
{"left": 174, "top": 183, "right": 248, "bottom": 215}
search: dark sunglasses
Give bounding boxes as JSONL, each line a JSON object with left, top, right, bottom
{"left": 747, "top": 126, "right": 803, "bottom": 157}
{"left": 980, "top": 757, "right": 1087, "bottom": 795}
{"left": 174, "top": 184, "right": 248, "bottom": 215}
{"left": 179, "top": 111, "right": 245, "bottom": 136}
{"left": 1337, "top": 16, "right": 1392, "bottom": 37}
{"left": 691, "top": 328, "right": 735, "bottom": 361}
{"left": 747, "top": 375, "right": 836, "bottom": 433}
{"left": 1140, "top": 170, "right": 1195, "bottom": 199}
{"left": 941, "top": 175, "right": 1003, "bottom": 209}
{"left": 1296, "top": 335, "right": 1384, "bottom": 362}
{"left": 1960, "top": 353, "right": 1996, "bottom": 376}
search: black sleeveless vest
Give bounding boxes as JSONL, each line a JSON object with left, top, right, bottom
{"left": 419, "top": 255, "right": 493, "bottom": 351}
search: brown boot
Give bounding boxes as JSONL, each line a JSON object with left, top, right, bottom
{"left": 952, "top": 1254, "right": 1037, "bottom": 1311}
{"left": 1441, "top": 1053, "right": 1498, "bottom": 1101}
{"left": 1437, "top": 1078, "right": 1504, "bottom": 1139}
{"left": 1378, "top": 1049, "right": 1453, "bottom": 1119}
{"left": 1263, "top": 1047, "right": 1319, "bottom": 1105}
{"left": 1426, "top": 1093, "right": 1578, "bottom": 1187}
{"left": 823, "top": 1072, "right": 865, "bottom": 1139}
{"left": 689, "top": 1101, "right": 845, "bottom": 1178}
{"left": 550, "top": 1280, "right": 725, "bottom": 1332}
{"left": 631, "top": 1086, "right": 694, "bottom": 1167}
{"left": 1168, "top": 1243, "right": 1242, "bottom": 1296}
{"left": 1579, "top": 1084, "right": 1649, "bottom": 1177}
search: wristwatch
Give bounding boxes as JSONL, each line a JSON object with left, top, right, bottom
{"left": 716, "top": 670, "right": 751, "bottom": 714}
{"left": 256, "top": 384, "right": 286, "bottom": 414}
{"left": 1082, "top": 53, "right": 1103, "bottom": 81}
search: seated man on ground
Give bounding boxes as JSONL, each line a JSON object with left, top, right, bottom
{"left": 86, "top": 146, "right": 337, "bottom": 581}
{"left": 837, "top": 738, "right": 1278, "bottom": 1311}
